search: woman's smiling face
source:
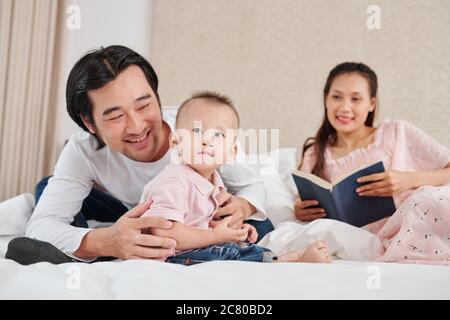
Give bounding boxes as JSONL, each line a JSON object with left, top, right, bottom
{"left": 325, "top": 72, "right": 376, "bottom": 134}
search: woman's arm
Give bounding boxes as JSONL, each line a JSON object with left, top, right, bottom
{"left": 357, "top": 163, "right": 450, "bottom": 196}
{"left": 150, "top": 216, "right": 249, "bottom": 251}
{"left": 409, "top": 163, "right": 450, "bottom": 188}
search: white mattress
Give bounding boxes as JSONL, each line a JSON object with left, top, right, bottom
{"left": 1, "top": 252, "right": 449, "bottom": 299}
{"left": 1, "top": 149, "right": 449, "bottom": 299}
{"left": 1, "top": 229, "right": 450, "bottom": 300}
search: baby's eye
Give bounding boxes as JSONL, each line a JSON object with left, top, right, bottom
{"left": 332, "top": 95, "right": 341, "bottom": 99}
{"left": 192, "top": 128, "right": 203, "bottom": 134}
{"left": 352, "top": 97, "right": 361, "bottom": 101}
{"left": 214, "top": 132, "right": 225, "bottom": 138}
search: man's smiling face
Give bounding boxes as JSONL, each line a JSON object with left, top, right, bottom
{"left": 82, "top": 65, "right": 165, "bottom": 162}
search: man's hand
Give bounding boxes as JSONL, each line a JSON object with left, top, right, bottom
{"left": 356, "top": 170, "right": 413, "bottom": 197}
{"left": 74, "top": 198, "right": 177, "bottom": 260}
{"left": 210, "top": 191, "right": 256, "bottom": 229}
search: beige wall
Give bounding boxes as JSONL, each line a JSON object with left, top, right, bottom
{"left": 151, "top": 0, "right": 449, "bottom": 150}
{"left": 0, "top": 0, "right": 155, "bottom": 199}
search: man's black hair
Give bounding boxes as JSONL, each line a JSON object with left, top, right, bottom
{"left": 66, "top": 45, "right": 160, "bottom": 149}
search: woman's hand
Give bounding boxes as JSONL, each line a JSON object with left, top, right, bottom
{"left": 293, "top": 197, "right": 326, "bottom": 222}
{"left": 356, "top": 170, "right": 413, "bottom": 196}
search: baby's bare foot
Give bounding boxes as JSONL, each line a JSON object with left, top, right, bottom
{"left": 299, "top": 240, "right": 332, "bottom": 263}
{"left": 276, "top": 240, "right": 332, "bottom": 263}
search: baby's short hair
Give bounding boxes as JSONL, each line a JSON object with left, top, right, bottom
{"left": 176, "top": 91, "right": 240, "bottom": 128}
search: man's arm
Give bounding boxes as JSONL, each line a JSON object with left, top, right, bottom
{"left": 26, "top": 139, "right": 97, "bottom": 258}
{"left": 26, "top": 139, "right": 176, "bottom": 260}
{"left": 74, "top": 228, "right": 111, "bottom": 259}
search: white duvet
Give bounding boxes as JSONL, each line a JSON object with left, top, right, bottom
{"left": 1, "top": 149, "right": 449, "bottom": 299}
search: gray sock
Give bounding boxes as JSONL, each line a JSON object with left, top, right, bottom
{"left": 5, "top": 237, "right": 76, "bottom": 265}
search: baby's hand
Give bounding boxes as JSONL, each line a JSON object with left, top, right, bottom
{"left": 245, "top": 224, "right": 258, "bottom": 243}
{"left": 212, "top": 216, "right": 249, "bottom": 244}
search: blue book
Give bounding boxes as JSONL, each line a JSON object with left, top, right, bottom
{"left": 291, "top": 161, "right": 396, "bottom": 227}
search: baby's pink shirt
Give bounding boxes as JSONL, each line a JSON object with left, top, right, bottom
{"left": 140, "top": 164, "right": 225, "bottom": 229}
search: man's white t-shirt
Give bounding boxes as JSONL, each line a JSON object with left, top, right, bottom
{"left": 26, "top": 110, "right": 267, "bottom": 255}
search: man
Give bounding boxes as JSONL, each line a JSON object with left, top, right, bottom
{"left": 6, "top": 45, "right": 272, "bottom": 264}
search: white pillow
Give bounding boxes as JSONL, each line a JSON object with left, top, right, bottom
{"left": 0, "top": 193, "right": 35, "bottom": 236}
{"left": 262, "top": 173, "right": 299, "bottom": 227}
{"left": 246, "top": 147, "right": 297, "bottom": 176}
{"left": 253, "top": 147, "right": 301, "bottom": 227}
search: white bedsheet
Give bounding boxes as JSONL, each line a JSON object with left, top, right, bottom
{"left": 1, "top": 149, "right": 449, "bottom": 299}
{"left": 1, "top": 217, "right": 449, "bottom": 299}
{"left": 1, "top": 257, "right": 449, "bottom": 299}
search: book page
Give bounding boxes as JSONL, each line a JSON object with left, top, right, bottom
{"left": 291, "top": 170, "right": 332, "bottom": 190}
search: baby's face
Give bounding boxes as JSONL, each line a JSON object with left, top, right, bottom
{"left": 173, "top": 99, "right": 238, "bottom": 172}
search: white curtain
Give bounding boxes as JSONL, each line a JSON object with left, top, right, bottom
{"left": 0, "top": 0, "right": 60, "bottom": 201}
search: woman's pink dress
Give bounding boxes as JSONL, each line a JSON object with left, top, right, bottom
{"left": 300, "top": 119, "right": 450, "bottom": 265}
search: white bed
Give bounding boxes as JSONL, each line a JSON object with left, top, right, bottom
{"left": 1, "top": 148, "right": 449, "bottom": 300}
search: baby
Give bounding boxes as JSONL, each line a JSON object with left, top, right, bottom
{"left": 140, "top": 91, "right": 331, "bottom": 265}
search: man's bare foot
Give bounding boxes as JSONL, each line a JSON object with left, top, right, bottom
{"left": 276, "top": 240, "right": 332, "bottom": 263}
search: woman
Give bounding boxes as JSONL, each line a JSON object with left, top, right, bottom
{"left": 294, "top": 62, "right": 450, "bottom": 264}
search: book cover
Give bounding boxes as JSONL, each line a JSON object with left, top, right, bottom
{"left": 291, "top": 161, "right": 396, "bottom": 227}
